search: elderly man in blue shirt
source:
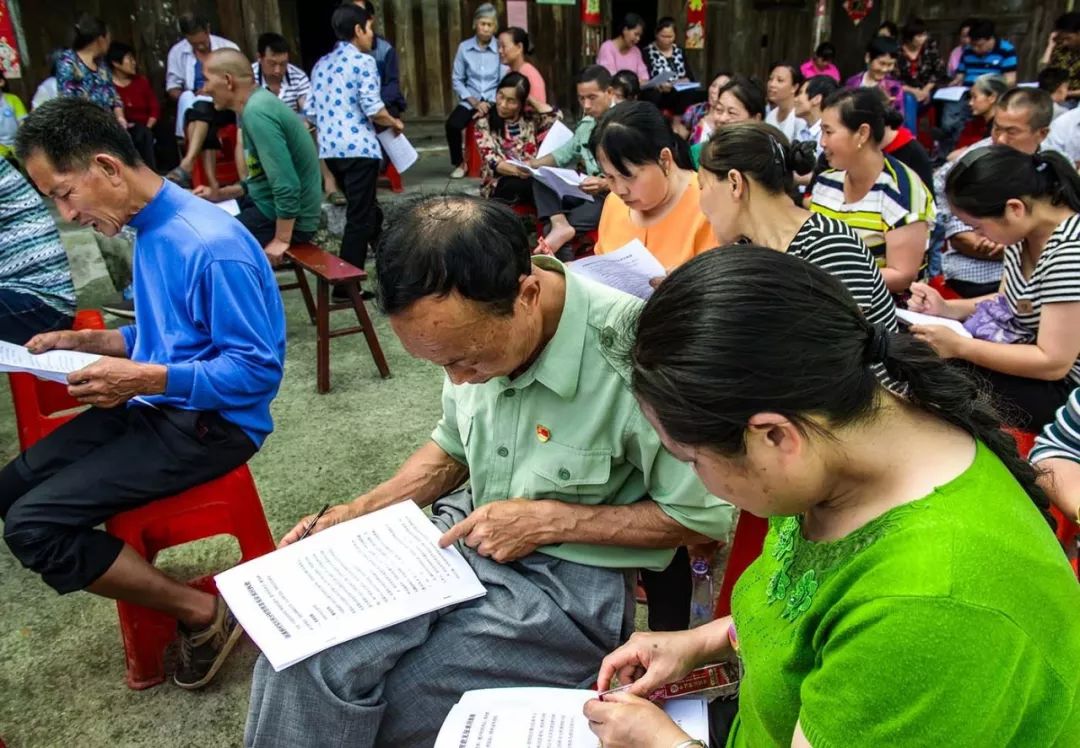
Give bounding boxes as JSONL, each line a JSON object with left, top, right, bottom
{"left": 3, "top": 98, "right": 285, "bottom": 690}
{"left": 446, "top": 3, "right": 504, "bottom": 178}
{"left": 309, "top": 4, "right": 404, "bottom": 296}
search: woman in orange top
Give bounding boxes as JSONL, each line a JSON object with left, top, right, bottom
{"left": 590, "top": 101, "right": 717, "bottom": 270}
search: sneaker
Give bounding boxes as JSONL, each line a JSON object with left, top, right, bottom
{"left": 173, "top": 598, "right": 244, "bottom": 690}
{"left": 101, "top": 297, "right": 135, "bottom": 319}
{"left": 450, "top": 165, "right": 467, "bottom": 179}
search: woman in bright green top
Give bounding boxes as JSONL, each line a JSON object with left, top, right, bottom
{"left": 584, "top": 245, "right": 1080, "bottom": 748}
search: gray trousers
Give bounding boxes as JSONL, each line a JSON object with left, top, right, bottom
{"left": 244, "top": 490, "right": 636, "bottom": 747}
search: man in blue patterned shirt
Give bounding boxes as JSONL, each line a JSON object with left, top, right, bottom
{"left": 308, "top": 4, "right": 404, "bottom": 292}
{"left": 0, "top": 158, "right": 75, "bottom": 343}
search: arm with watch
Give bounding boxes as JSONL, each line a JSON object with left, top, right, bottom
{"left": 583, "top": 617, "right": 735, "bottom": 748}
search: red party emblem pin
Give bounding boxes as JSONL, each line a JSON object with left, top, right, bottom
{"left": 536, "top": 425, "right": 551, "bottom": 442}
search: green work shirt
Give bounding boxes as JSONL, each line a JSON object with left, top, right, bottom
{"left": 552, "top": 117, "right": 601, "bottom": 177}
{"left": 728, "top": 441, "right": 1080, "bottom": 747}
{"left": 241, "top": 87, "right": 322, "bottom": 235}
{"left": 430, "top": 256, "right": 732, "bottom": 570}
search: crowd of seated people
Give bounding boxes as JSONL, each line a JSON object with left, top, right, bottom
{"left": 4, "top": 6, "right": 1080, "bottom": 748}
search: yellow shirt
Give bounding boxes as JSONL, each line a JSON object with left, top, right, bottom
{"left": 594, "top": 174, "right": 718, "bottom": 270}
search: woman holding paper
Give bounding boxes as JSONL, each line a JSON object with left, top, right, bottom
{"left": 907, "top": 145, "right": 1080, "bottom": 429}
{"left": 642, "top": 18, "right": 700, "bottom": 114}
{"left": 584, "top": 246, "right": 1080, "bottom": 748}
{"left": 472, "top": 72, "right": 558, "bottom": 204}
{"left": 591, "top": 101, "right": 716, "bottom": 270}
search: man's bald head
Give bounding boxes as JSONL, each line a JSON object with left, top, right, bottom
{"left": 203, "top": 49, "right": 255, "bottom": 112}
{"left": 206, "top": 49, "right": 255, "bottom": 80}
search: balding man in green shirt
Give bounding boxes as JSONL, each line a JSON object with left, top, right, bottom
{"left": 246, "top": 196, "right": 732, "bottom": 748}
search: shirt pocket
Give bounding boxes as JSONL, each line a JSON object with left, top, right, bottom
{"left": 532, "top": 442, "right": 613, "bottom": 497}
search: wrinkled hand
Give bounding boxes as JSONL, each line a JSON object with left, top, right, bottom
{"left": 583, "top": 692, "right": 689, "bottom": 748}
{"left": 25, "top": 329, "right": 86, "bottom": 354}
{"left": 278, "top": 502, "right": 363, "bottom": 548}
{"left": 909, "top": 323, "right": 968, "bottom": 359}
{"left": 906, "top": 281, "right": 947, "bottom": 316}
{"left": 193, "top": 184, "right": 220, "bottom": 202}
{"left": 974, "top": 236, "right": 1006, "bottom": 259}
{"left": 580, "top": 176, "right": 608, "bottom": 196}
{"left": 475, "top": 101, "right": 491, "bottom": 117}
{"left": 264, "top": 238, "right": 290, "bottom": 267}
{"left": 391, "top": 118, "right": 405, "bottom": 135}
{"left": 66, "top": 357, "right": 164, "bottom": 408}
{"left": 438, "top": 499, "right": 557, "bottom": 563}
{"left": 596, "top": 629, "right": 705, "bottom": 694}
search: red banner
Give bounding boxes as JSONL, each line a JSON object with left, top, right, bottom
{"left": 686, "top": 0, "right": 705, "bottom": 49}
{"left": 0, "top": 0, "right": 20, "bottom": 78}
{"left": 582, "top": 0, "right": 601, "bottom": 26}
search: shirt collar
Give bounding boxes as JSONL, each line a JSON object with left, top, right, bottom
{"left": 499, "top": 256, "right": 588, "bottom": 400}
{"left": 128, "top": 178, "right": 181, "bottom": 233}
{"left": 465, "top": 35, "right": 496, "bottom": 53}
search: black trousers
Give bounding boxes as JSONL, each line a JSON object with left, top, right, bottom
{"left": 0, "top": 405, "right": 254, "bottom": 594}
{"left": 184, "top": 100, "right": 236, "bottom": 150}
{"left": 324, "top": 157, "right": 381, "bottom": 269}
{"left": 491, "top": 176, "right": 534, "bottom": 206}
{"left": 445, "top": 104, "right": 477, "bottom": 167}
{"left": 128, "top": 122, "right": 156, "bottom": 171}
{"left": 236, "top": 195, "right": 315, "bottom": 249}
{"left": 639, "top": 545, "right": 691, "bottom": 631}
{"left": 963, "top": 363, "right": 1074, "bottom": 431}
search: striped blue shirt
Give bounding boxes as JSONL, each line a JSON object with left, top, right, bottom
{"left": 1031, "top": 387, "right": 1080, "bottom": 466}
{"left": 0, "top": 159, "right": 75, "bottom": 315}
{"left": 956, "top": 39, "right": 1017, "bottom": 85}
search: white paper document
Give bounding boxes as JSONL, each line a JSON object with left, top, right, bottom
{"left": 507, "top": 159, "right": 594, "bottom": 203}
{"left": 537, "top": 120, "right": 574, "bottom": 159}
{"left": 0, "top": 340, "right": 101, "bottom": 383}
{"left": 435, "top": 688, "right": 709, "bottom": 748}
{"left": 215, "top": 198, "right": 241, "bottom": 216}
{"left": 568, "top": 239, "right": 666, "bottom": 299}
{"left": 377, "top": 130, "right": 419, "bottom": 173}
{"left": 933, "top": 86, "right": 968, "bottom": 102}
{"left": 643, "top": 70, "right": 676, "bottom": 90}
{"left": 896, "top": 308, "right": 973, "bottom": 338}
{"left": 674, "top": 81, "right": 702, "bottom": 92}
{"left": 216, "top": 501, "right": 486, "bottom": 671}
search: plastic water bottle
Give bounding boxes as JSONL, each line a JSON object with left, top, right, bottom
{"left": 688, "top": 555, "right": 714, "bottom": 628}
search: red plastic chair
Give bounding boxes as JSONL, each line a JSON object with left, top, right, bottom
{"left": 191, "top": 124, "right": 240, "bottom": 189}
{"left": 464, "top": 122, "right": 483, "bottom": 178}
{"left": 105, "top": 465, "right": 275, "bottom": 689}
{"left": 8, "top": 310, "right": 105, "bottom": 450}
{"left": 381, "top": 162, "right": 404, "bottom": 193}
{"left": 929, "top": 274, "right": 962, "bottom": 301}
{"left": 714, "top": 510, "right": 769, "bottom": 619}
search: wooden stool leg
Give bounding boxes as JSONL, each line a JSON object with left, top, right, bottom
{"left": 347, "top": 282, "right": 390, "bottom": 378}
{"left": 316, "top": 277, "right": 331, "bottom": 393}
{"left": 293, "top": 265, "right": 317, "bottom": 325}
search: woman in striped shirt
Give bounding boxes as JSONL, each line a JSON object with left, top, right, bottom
{"left": 810, "top": 88, "right": 935, "bottom": 295}
{"left": 907, "top": 146, "right": 1080, "bottom": 428}
{"left": 1031, "top": 387, "right": 1080, "bottom": 527}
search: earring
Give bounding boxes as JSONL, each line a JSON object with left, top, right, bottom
{"left": 857, "top": 141, "right": 863, "bottom": 149}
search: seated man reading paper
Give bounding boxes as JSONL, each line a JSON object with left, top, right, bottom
{"left": 245, "top": 196, "right": 732, "bottom": 747}
{"left": 1, "top": 99, "right": 285, "bottom": 690}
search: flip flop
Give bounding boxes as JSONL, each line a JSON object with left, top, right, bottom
{"left": 166, "top": 166, "right": 191, "bottom": 188}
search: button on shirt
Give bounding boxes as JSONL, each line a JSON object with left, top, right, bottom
{"left": 430, "top": 256, "right": 733, "bottom": 571}
{"left": 452, "top": 36, "right": 504, "bottom": 107}
{"left": 308, "top": 42, "right": 384, "bottom": 160}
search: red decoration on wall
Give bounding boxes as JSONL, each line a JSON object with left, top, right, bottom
{"left": 581, "top": 0, "right": 601, "bottom": 26}
{"left": 0, "top": 0, "right": 21, "bottom": 78}
{"left": 686, "top": 0, "right": 705, "bottom": 49}
{"left": 842, "top": 0, "right": 873, "bottom": 26}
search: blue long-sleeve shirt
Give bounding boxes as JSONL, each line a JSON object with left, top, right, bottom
{"left": 121, "top": 180, "right": 286, "bottom": 447}
{"left": 451, "top": 36, "right": 504, "bottom": 108}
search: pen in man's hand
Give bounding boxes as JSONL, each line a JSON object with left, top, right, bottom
{"left": 298, "top": 503, "right": 331, "bottom": 541}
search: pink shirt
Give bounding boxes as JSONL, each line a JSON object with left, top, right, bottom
{"left": 596, "top": 40, "right": 649, "bottom": 82}
{"left": 800, "top": 59, "right": 841, "bottom": 83}
{"left": 518, "top": 62, "right": 547, "bottom": 105}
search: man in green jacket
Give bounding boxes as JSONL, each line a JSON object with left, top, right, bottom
{"left": 198, "top": 48, "right": 321, "bottom": 266}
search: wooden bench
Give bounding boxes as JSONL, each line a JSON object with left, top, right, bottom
{"left": 281, "top": 244, "right": 391, "bottom": 392}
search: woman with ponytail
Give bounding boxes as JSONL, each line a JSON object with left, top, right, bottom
{"left": 589, "top": 101, "right": 716, "bottom": 269}
{"left": 584, "top": 246, "right": 1080, "bottom": 748}
{"left": 908, "top": 145, "right": 1080, "bottom": 428}
{"left": 698, "top": 123, "right": 897, "bottom": 340}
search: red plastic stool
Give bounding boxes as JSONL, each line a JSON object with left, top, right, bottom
{"left": 8, "top": 310, "right": 105, "bottom": 450}
{"left": 929, "top": 274, "right": 962, "bottom": 301}
{"left": 191, "top": 124, "right": 240, "bottom": 189}
{"left": 104, "top": 465, "right": 275, "bottom": 689}
{"left": 382, "top": 162, "right": 404, "bottom": 193}
{"left": 714, "top": 510, "right": 769, "bottom": 619}
{"left": 464, "top": 122, "right": 483, "bottom": 178}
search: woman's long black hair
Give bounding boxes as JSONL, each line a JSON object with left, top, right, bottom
{"left": 629, "top": 245, "right": 1054, "bottom": 526}
{"left": 946, "top": 144, "right": 1080, "bottom": 219}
